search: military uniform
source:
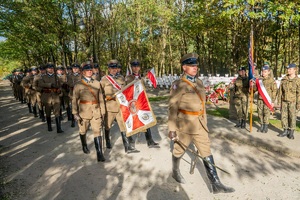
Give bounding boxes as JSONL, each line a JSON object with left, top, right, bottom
{"left": 67, "top": 64, "right": 82, "bottom": 127}
{"left": 125, "top": 59, "right": 159, "bottom": 148}
{"left": 168, "top": 53, "right": 234, "bottom": 194}
{"left": 13, "top": 69, "right": 25, "bottom": 103}
{"left": 231, "top": 67, "right": 249, "bottom": 128}
{"left": 254, "top": 65, "right": 277, "bottom": 133}
{"left": 56, "top": 66, "right": 68, "bottom": 120}
{"left": 101, "top": 59, "right": 137, "bottom": 153}
{"left": 277, "top": 63, "right": 300, "bottom": 139}
{"left": 32, "top": 66, "right": 46, "bottom": 121}
{"left": 92, "top": 63, "right": 101, "bottom": 81}
{"left": 72, "top": 63, "right": 106, "bottom": 162}
{"left": 38, "top": 63, "right": 64, "bottom": 133}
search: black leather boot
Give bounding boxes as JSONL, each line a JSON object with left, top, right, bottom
{"left": 66, "top": 107, "right": 72, "bottom": 121}
{"left": 105, "top": 129, "right": 112, "bottom": 149}
{"left": 27, "top": 103, "right": 32, "bottom": 113}
{"left": 241, "top": 119, "right": 246, "bottom": 128}
{"left": 71, "top": 114, "right": 75, "bottom": 127}
{"left": 32, "top": 105, "right": 38, "bottom": 117}
{"left": 46, "top": 117, "right": 52, "bottom": 132}
{"left": 234, "top": 120, "right": 241, "bottom": 127}
{"left": 145, "top": 128, "right": 159, "bottom": 147}
{"left": 258, "top": 124, "right": 264, "bottom": 132}
{"left": 278, "top": 129, "right": 288, "bottom": 137}
{"left": 59, "top": 109, "right": 64, "bottom": 121}
{"left": 120, "top": 132, "right": 140, "bottom": 153}
{"left": 203, "top": 155, "right": 235, "bottom": 194}
{"left": 39, "top": 109, "right": 46, "bottom": 122}
{"left": 263, "top": 124, "right": 268, "bottom": 133}
{"left": 55, "top": 117, "right": 64, "bottom": 133}
{"left": 79, "top": 134, "right": 90, "bottom": 154}
{"left": 94, "top": 136, "right": 105, "bottom": 162}
{"left": 128, "top": 136, "right": 139, "bottom": 152}
{"left": 287, "top": 129, "right": 294, "bottom": 140}
{"left": 172, "top": 155, "right": 186, "bottom": 184}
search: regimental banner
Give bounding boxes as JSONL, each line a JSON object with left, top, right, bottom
{"left": 115, "top": 80, "right": 157, "bottom": 137}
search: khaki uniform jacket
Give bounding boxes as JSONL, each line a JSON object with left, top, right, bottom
{"left": 168, "top": 78, "right": 209, "bottom": 134}
{"left": 57, "top": 74, "right": 68, "bottom": 97}
{"left": 32, "top": 74, "right": 43, "bottom": 92}
{"left": 277, "top": 75, "right": 300, "bottom": 106}
{"left": 21, "top": 74, "right": 35, "bottom": 95}
{"left": 255, "top": 76, "right": 277, "bottom": 102}
{"left": 92, "top": 73, "right": 101, "bottom": 81}
{"left": 38, "top": 74, "right": 61, "bottom": 104}
{"left": 100, "top": 75, "right": 125, "bottom": 113}
{"left": 233, "top": 76, "right": 249, "bottom": 98}
{"left": 67, "top": 73, "right": 81, "bottom": 99}
{"left": 72, "top": 78, "right": 105, "bottom": 120}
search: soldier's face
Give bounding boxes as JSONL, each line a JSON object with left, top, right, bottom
{"left": 47, "top": 68, "right": 54, "bottom": 74}
{"left": 32, "top": 70, "right": 37, "bottom": 75}
{"left": 183, "top": 65, "right": 198, "bottom": 76}
{"left": 108, "top": 67, "right": 118, "bottom": 75}
{"left": 57, "top": 69, "right": 63, "bottom": 75}
{"left": 238, "top": 70, "right": 245, "bottom": 77}
{"left": 287, "top": 68, "right": 296, "bottom": 76}
{"left": 262, "top": 70, "right": 270, "bottom": 77}
{"left": 93, "top": 68, "right": 99, "bottom": 73}
{"left": 73, "top": 67, "right": 80, "bottom": 73}
{"left": 83, "top": 69, "right": 93, "bottom": 78}
{"left": 132, "top": 66, "right": 140, "bottom": 74}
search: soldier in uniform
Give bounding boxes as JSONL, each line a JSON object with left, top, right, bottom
{"left": 21, "top": 69, "right": 33, "bottom": 114}
{"left": 38, "top": 63, "right": 64, "bottom": 133}
{"left": 253, "top": 65, "right": 277, "bottom": 133}
{"left": 67, "top": 63, "right": 82, "bottom": 127}
{"left": 125, "top": 59, "right": 159, "bottom": 147}
{"left": 277, "top": 63, "right": 300, "bottom": 139}
{"left": 21, "top": 66, "right": 39, "bottom": 117}
{"left": 101, "top": 59, "right": 138, "bottom": 153}
{"left": 66, "top": 66, "right": 73, "bottom": 75}
{"left": 168, "top": 53, "right": 234, "bottom": 194}
{"left": 92, "top": 63, "right": 101, "bottom": 81}
{"left": 13, "top": 69, "right": 25, "bottom": 103}
{"left": 72, "top": 63, "right": 106, "bottom": 162}
{"left": 56, "top": 65, "right": 67, "bottom": 120}
{"left": 32, "top": 65, "right": 46, "bottom": 122}
{"left": 230, "top": 67, "right": 249, "bottom": 128}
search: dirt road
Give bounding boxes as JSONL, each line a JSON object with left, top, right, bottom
{"left": 1, "top": 80, "right": 300, "bottom": 200}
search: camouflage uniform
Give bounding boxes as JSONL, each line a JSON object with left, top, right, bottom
{"left": 277, "top": 64, "right": 300, "bottom": 139}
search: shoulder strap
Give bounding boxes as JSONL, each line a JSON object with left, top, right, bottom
{"left": 81, "top": 80, "right": 98, "bottom": 102}
{"left": 181, "top": 77, "right": 205, "bottom": 111}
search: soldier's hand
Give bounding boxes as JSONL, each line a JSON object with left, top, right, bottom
{"left": 168, "top": 131, "right": 178, "bottom": 141}
{"left": 74, "top": 114, "right": 82, "bottom": 122}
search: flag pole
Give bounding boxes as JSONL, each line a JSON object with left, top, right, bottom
{"left": 249, "top": 26, "right": 254, "bottom": 133}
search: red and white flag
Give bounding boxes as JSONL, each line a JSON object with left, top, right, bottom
{"left": 116, "top": 80, "right": 157, "bottom": 136}
{"left": 147, "top": 67, "right": 157, "bottom": 88}
{"left": 256, "top": 79, "right": 274, "bottom": 112}
{"left": 126, "top": 66, "right": 132, "bottom": 76}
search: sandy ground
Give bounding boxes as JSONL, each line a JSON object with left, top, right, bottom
{"left": 1, "top": 79, "right": 300, "bottom": 200}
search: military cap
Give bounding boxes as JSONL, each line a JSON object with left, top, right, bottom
{"left": 31, "top": 66, "right": 38, "bottom": 71}
{"left": 238, "top": 66, "right": 246, "bottom": 71}
{"left": 56, "top": 65, "right": 64, "bottom": 70}
{"left": 81, "top": 63, "right": 93, "bottom": 71}
{"left": 263, "top": 61, "right": 270, "bottom": 67}
{"left": 262, "top": 65, "right": 270, "bottom": 71}
{"left": 180, "top": 53, "right": 199, "bottom": 66}
{"left": 66, "top": 66, "right": 72, "bottom": 70}
{"left": 46, "top": 63, "right": 55, "bottom": 68}
{"left": 12, "top": 69, "right": 16, "bottom": 73}
{"left": 15, "top": 68, "right": 21, "bottom": 72}
{"left": 93, "top": 63, "right": 99, "bottom": 68}
{"left": 24, "top": 69, "right": 30, "bottom": 73}
{"left": 286, "top": 63, "right": 297, "bottom": 69}
{"left": 39, "top": 65, "right": 46, "bottom": 70}
{"left": 108, "top": 59, "right": 119, "bottom": 68}
{"left": 130, "top": 59, "right": 140, "bottom": 66}
{"left": 72, "top": 63, "right": 80, "bottom": 68}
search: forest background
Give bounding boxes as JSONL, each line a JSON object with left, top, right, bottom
{"left": 0, "top": 0, "right": 299, "bottom": 78}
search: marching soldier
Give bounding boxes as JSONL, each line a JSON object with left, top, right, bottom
{"left": 277, "top": 63, "right": 300, "bottom": 139}
{"left": 32, "top": 65, "right": 46, "bottom": 122}
{"left": 72, "top": 62, "right": 106, "bottom": 162}
{"left": 125, "top": 59, "right": 159, "bottom": 148}
{"left": 13, "top": 69, "right": 25, "bottom": 103}
{"left": 56, "top": 65, "right": 67, "bottom": 120}
{"left": 168, "top": 53, "right": 234, "bottom": 194}
{"left": 100, "top": 59, "right": 138, "bottom": 153}
{"left": 253, "top": 65, "right": 277, "bottom": 133}
{"left": 67, "top": 63, "right": 81, "bottom": 127}
{"left": 21, "top": 69, "right": 33, "bottom": 114}
{"left": 38, "top": 63, "right": 64, "bottom": 133}
{"left": 230, "top": 67, "right": 250, "bottom": 128}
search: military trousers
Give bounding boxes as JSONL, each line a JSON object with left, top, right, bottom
{"left": 257, "top": 99, "right": 271, "bottom": 124}
{"left": 79, "top": 117, "right": 102, "bottom": 137}
{"left": 173, "top": 129, "right": 211, "bottom": 158}
{"left": 105, "top": 111, "right": 126, "bottom": 132}
{"left": 281, "top": 101, "right": 297, "bottom": 130}
{"left": 36, "top": 92, "right": 43, "bottom": 110}
{"left": 234, "top": 96, "right": 249, "bottom": 120}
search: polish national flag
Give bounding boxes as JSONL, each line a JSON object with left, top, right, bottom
{"left": 126, "top": 66, "right": 132, "bottom": 76}
{"left": 147, "top": 67, "right": 157, "bottom": 88}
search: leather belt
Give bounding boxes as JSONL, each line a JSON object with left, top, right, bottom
{"left": 80, "top": 100, "right": 98, "bottom": 104}
{"left": 179, "top": 109, "right": 204, "bottom": 116}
